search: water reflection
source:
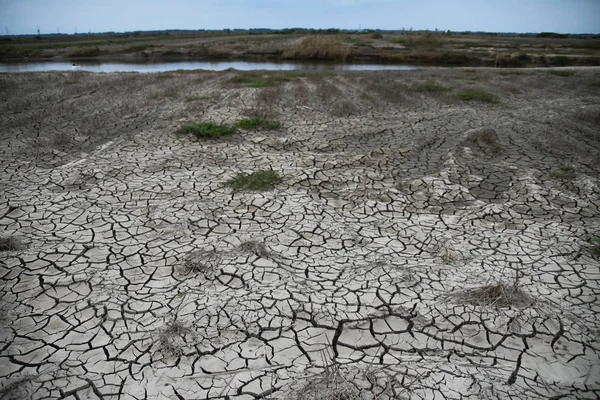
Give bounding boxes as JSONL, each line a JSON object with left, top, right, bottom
{"left": 0, "top": 60, "right": 417, "bottom": 73}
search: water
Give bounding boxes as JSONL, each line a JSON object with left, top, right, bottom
{"left": 0, "top": 60, "right": 417, "bottom": 73}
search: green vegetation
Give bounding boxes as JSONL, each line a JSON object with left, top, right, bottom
{"left": 515, "top": 52, "right": 533, "bottom": 66}
{"left": 589, "top": 81, "right": 600, "bottom": 87}
{"left": 176, "top": 122, "right": 236, "bottom": 138}
{"left": 413, "top": 82, "right": 451, "bottom": 92}
{"left": 69, "top": 47, "right": 103, "bottom": 57}
{"left": 548, "top": 69, "right": 576, "bottom": 77}
{"left": 225, "top": 169, "right": 282, "bottom": 192}
{"left": 590, "top": 237, "right": 600, "bottom": 255}
{"left": 550, "top": 165, "right": 577, "bottom": 180}
{"left": 235, "top": 117, "right": 281, "bottom": 130}
{"left": 457, "top": 89, "right": 498, "bottom": 103}
{"left": 282, "top": 35, "right": 350, "bottom": 60}
{"left": 0, "top": 45, "right": 36, "bottom": 59}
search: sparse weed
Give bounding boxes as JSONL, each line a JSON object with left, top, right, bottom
{"left": 181, "top": 249, "right": 222, "bottom": 276}
{"left": 457, "top": 89, "right": 498, "bottom": 103}
{"left": 226, "top": 169, "right": 282, "bottom": 192}
{"left": 235, "top": 117, "right": 281, "bottom": 130}
{"left": 176, "top": 122, "right": 236, "bottom": 138}
{"left": 157, "top": 318, "right": 193, "bottom": 357}
{"left": 550, "top": 165, "right": 577, "bottom": 181}
{"left": 466, "top": 128, "right": 502, "bottom": 155}
{"left": 0, "top": 236, "right": 21, "bottom": 252}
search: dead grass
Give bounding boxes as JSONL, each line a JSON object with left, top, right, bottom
{"left": 238, "top": 241, "right": 272, "bottom": 258}
{"left": 0, "top": 375, "right": 35, "bottom": 400}
{"left": 466, "top": 128, "right": 502, "bottom": 155}
{"left": 157, "top": 318, "right": 193, "bottom": 357}
{"left": 456, "top": 283, "right": 532, "bottom": 308}
{"left": 283, "top": 35, "right": 350, "bottom": 61}
{"left": 0, "top": 236, "right": 22, "bottom": 252}
{"left": 180, "top": 249, "right": 222, "bottom": 276}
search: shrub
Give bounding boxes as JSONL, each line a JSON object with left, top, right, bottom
{"left": 413, "top": 82, "right": 451, "bottom": 92}
{"left": 282, "top": 35, "right": 349, "bottom": 60}
{"left": 226, "top": 169, "right": 282, "bottom": 192}
{"left": 457, "top": 89, "right": 498, "bottom": 103}
{"left": 371, "top": 32, "right": 383, "bottom": 39}
{"left": 176, "top": 122, "right": 236, "bottom": 138}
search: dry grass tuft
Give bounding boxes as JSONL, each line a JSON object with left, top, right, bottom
{"left": 0, "top": 236, "right": 22, "bottom": 252}
{"left": 0, "top": 375, "right": 35, "bottom": 400}
{"left": 283, "top": 36, "right": 350, "bottom": 61}
{"left": 238, "top": 241, "right": 272, "bottom": 259}
{"left": 466, "top": 128, "right": 502, "bottom": 155}
{"left": 180, "top": 249, "right": 222, "bottom": 276}
{"left": 456, "top": 283, "right": 532, "bottom": 308}
{"left": 157, "top": 318, "right": 193, "bottom": 357}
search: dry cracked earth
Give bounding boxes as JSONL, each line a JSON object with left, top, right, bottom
{"left": 0, "top": 68, "right": 599, "bottom": 399}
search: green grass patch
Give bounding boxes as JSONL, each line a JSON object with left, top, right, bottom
{"left": 176, "top": 122, "right": 236, "bottom": 138}
{"left": 225, "top": 169, "right": 282, "bottom": 192}
{"left": 413, "top": 82, "right": 451, "bottom": 92}
{"left": 589, "top": 81, "right": 600, "bottom": 87}
{"left": 550, "top": 165, "right": 576, "bottom": 181}
{"left": 457, "top": 89, "right": 498, "bottom": 103}
{"left": 235, "top": 117, "right": 281, "bottom": 130}
{"left": 548, "top": 70, "right": 576, "bottom": 77}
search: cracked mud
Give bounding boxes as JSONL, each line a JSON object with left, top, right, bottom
{"left": 1, "top": 68, "right": 599, "bottom": 399}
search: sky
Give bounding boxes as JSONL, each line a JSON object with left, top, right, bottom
{"left": 0, "top": 0, "right": 599, "bottom": 35}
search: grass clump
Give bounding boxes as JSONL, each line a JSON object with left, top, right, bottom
{"left": 226, "top": 169, "right": 282, "bottom": 192}
{"left": 466, "top": 128, "right": 502, "bottom": 155}
{"left": 282, "top": 35, "right": 349, "bottom": 61}
{"left": 457, "top": 89, "right": 498, "bottom": 103}
{"left": 235, "top": 117, "right": 281, "bottom": 130}
{"left": 456, "top": 283, "right": 532, "bottom": 308}
{"left": 413, "top": 82, "right": 451, "bottom": 92}
{"left": 548, "top": 69, "right": 576, "bottom": 77}
{"left": 550, "top": 165, "right": 577, "bottom": 181}
{"left": 176, "top": 122, "right": 236, "bottom": 138}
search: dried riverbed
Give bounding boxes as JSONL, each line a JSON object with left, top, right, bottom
{"left": 0, "top": 68, "right": 599, "bottom": 399}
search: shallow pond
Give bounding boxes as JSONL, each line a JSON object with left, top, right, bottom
{"left": 0, "top": 60, "right": 417, "bottom": 73}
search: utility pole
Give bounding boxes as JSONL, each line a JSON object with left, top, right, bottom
{"left": 37, "top": 26, "right": 40, "bottom": 35}
{"left": 5, "top": 26, "right": 9, "bottom": 36}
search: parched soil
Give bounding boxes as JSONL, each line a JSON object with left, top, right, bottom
{"left": 0, "top": 68, "right": 599, "bottom": 399}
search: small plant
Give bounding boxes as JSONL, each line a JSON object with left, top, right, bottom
{"left": 548, "top": 70, "right": 576, "bottom": 77}
{"left": 176, "top": 122, "right": 236, "bottom": 138}
{"left": 0, "top": 375, "right": 35, "bottom": 400}
{"left": 282, "top": 35, "right": 350, "bottom": 61}
{"left": 550, "top": 165, "right": 577, "bottom": 181}
{"left": 225, "top": 169, "right": 282, "bottom": 192}
{"left": 456, "top": 283, "right": 532, "bottom": 308}
{"left": 457, "top": 89, "right": 498, "bottom": 103}
{"left": 590, "top": 237, "right": 600, "bottom": 255}
{"left": 234, "top": 117, "right": 281, "bottom": 130}
{"left": 413, "top": 82, "right": 451, "bottom": 92}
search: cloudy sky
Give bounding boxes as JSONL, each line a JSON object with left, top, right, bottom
{"left": 1, "top": 0, "right": 598, "bottom": 35}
